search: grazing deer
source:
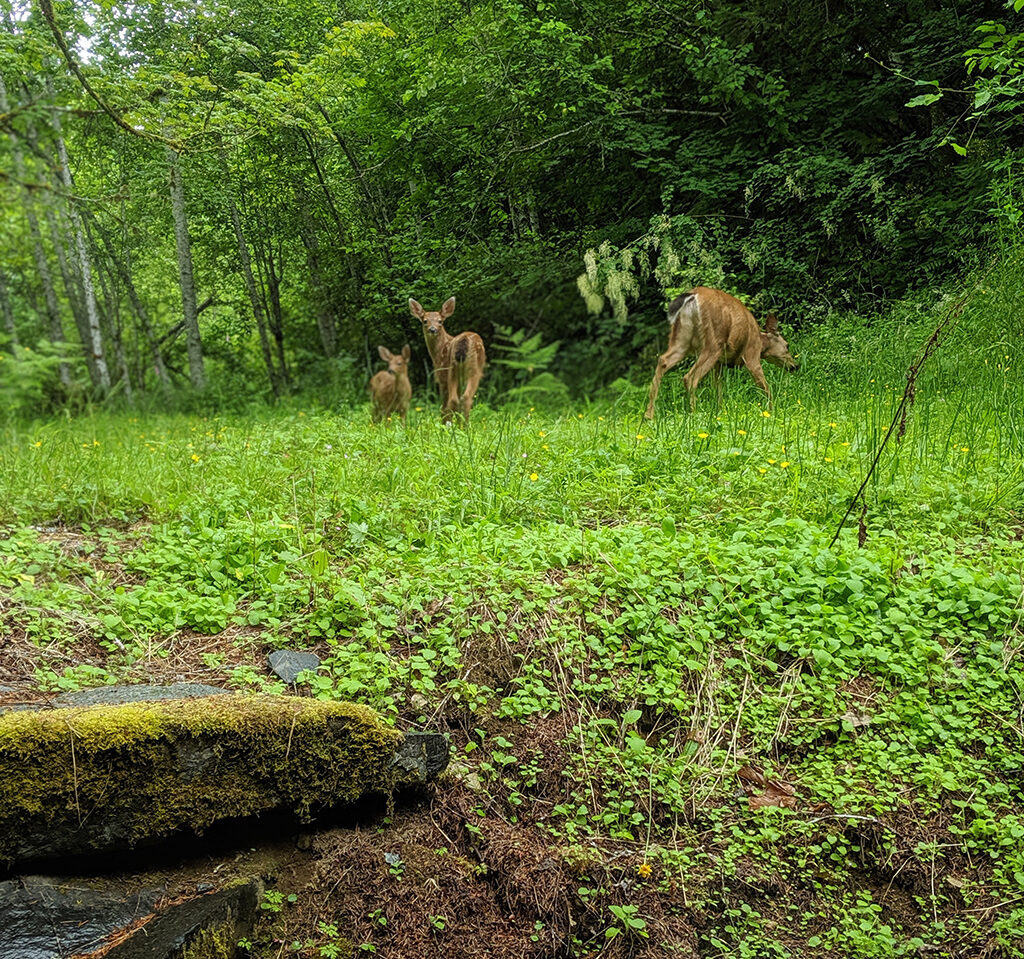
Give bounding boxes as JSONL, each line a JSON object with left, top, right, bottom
{"left": 369, "top": 344, "right": 412, "bottom": 424}
{"left": 645, "top": 287, "right": 798, "bottom": 418}
{"left": 409, "top": 296, "right": 486, "bottom": 424}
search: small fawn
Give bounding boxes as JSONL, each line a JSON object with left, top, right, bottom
{"left": 645, "top": 287, "right": 798, "bottom": 418}
{"left": 369, "top": 344, "right": 412, "bottom": 424}
{"left": 409, "top": 296, "right": 486, "bottom": 424}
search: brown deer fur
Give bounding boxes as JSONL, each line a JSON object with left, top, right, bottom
{"left": 369, "top": 344, "right": 412, "bottom": 424}
{"left": 645, "top": 287, "right": 798, "bottom": 418}
{"left": 409, "top": 296, "right": 486, "bottom": 424}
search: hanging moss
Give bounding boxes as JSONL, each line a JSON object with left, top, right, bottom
{"left": 0, "top": 695, "right": 403, "bottom": 865}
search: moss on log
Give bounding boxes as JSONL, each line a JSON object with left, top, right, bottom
{"left": 0, "top": 695, "right": 403, "bottom": 865}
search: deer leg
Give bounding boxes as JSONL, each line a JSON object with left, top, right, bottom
{"left": 744, "top": 358, "right": 773, "bottom": 408}
{"left": 682, "top": 350, "right": 722, "bottom": 412}
{"left": 645, "top": 343, "right": 690, "bottom": 419}
{"left": 444, "top": 379, "right": 462, "bottom": 425}
{"left": 460, "top": 369, "right": 484, "bottom": 425}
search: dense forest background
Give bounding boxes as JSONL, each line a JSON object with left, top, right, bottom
{"left": 1, "top": 0, "right": 1022, "bottom": 411}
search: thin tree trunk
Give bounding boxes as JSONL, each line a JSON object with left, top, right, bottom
{"left": 0, "top": 266, "right": 18, "bottom": 351}
{"left": 298, "top": 216, "right": 337, "bottom": 358}
{"left": 228, "top": 193, "right": 280, "bottom": 396}
{"left": 48, "top": 79, "right": 110, "bottom": 391}
{"left": 85, "top": 207, "right": 170, "bottom": 389}
{"left": 166, "top": 146, "right": 206, "bottom": 390}
{"left": 0, "top": 73, "right": 69, "bottom": 381}
{"left": 44, "top": 205, "right": 94, "bottom": 383}
{"left": 263, "top": 244, "right": 290, "bottom": 389}
{"left": 93, "top": 244, "right": 134, "bottom": 404}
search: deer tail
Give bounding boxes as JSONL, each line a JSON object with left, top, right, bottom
{"left": 667, "top": 292, "right": 696, "bottom": 328}
{"left": 454, "top": 339, "right": 469, "bottom": 363}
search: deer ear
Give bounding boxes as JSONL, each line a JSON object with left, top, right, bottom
{"left": 441, "top": 296, "right": 456, "bottom": 318}
{"left": 402, "top": 344, "right": 411, "bottom": 360}
{"left": 378, "top": 345, "right": 391, "bottom": 361}
{"left": 764, "top": 313, "right": 779, "bottom": 334}
{"left": 409, "top": 298, "right": 424, "bottom": 319}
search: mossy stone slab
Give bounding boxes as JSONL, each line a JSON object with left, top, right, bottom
{"left": 0, "top": 694, "right": 403, "bottom": 865}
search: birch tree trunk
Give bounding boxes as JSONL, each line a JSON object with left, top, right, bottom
{"left": 48, "top": 81, "right": 111, "bottom": 391}
{"left": 92, "top": 246, "right": 134, "bottom": 404}
{"left": 229, "top": 193, "right": 280, "bottom": 396}
{"left": 299, "top": 218, "right": 337, "bottom": 358}
{"left": 0, "top": 266, "right": 18, "bottom": 351}
{"left": 85, "top": 207, "right": 170, "bottom": 389}
{"left": 0, "top": 74, "right": 69, "bottom": 382}
{"left": 44, "top": 205, "right": 95, "bottom": 383}
{"left": 166, "top": 146, "right": 206, "bottom": 390}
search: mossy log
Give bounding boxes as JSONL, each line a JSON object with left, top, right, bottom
{"left": 0, "top": 695, "right": 404, "bottom": 865}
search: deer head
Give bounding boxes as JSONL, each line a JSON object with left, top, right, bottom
{"left": 409, "top": 296, "right": 456, "bottom": 343}
{"left": 761, "top": 314, "right": 799, "bottom": 371}
{"left": 378, "top": 343, "right": 411, "bottom": 376}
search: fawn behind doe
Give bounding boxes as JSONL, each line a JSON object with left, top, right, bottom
{"left": 369, "top": 344, "right": 412, "bottom": 424}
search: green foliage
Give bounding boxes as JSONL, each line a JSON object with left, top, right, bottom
{"left": 1, "top": 0, "right": 1017, "bottom": 414}
{"left": 490, "top": 323, "right": 568, "bottom": 404}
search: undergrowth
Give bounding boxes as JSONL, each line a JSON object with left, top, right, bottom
{"left": 1, "top": 282, "right": 1023, "bottom": 956}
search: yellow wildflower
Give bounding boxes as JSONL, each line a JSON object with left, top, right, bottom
{"left": 841, "top": 441, "right": 850, "bottom": 447}
{"left": 761, "top": 410, "right": 771, "bottom": 418}
{"left": 191, "top": 454, "right": 200, "bottom": 462}
{"left": 530, "top": 472, "right": 539, "bottom": 481}
{"left": 33, "top": 441, "right": 41, "bottom": 448}
{"left": 767, "top": 459, "right": 776, "bottom": 465}
{"left": 780, "top": 461, "right": 790, "bottom": 468}
{"left": 829, "top": 422, "right": 837, "bottom": 428}
{"left": 698, "top": 432, "right": 709, "bottom": 439}
{"left": 737, "top": 429, "right": 747, "bottom": 436}
{"left": 824, "top": 457, "right": 833, "bottom": 463}
{"left": 637, "top": 863, "right": 653, "bottom": 879}
{"left": 758, "top": 467, "right": 767, "bottom": 474}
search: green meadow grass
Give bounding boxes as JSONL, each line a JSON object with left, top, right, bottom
{"left": 1, "top": 285, "right": 1023, "bottom": 955}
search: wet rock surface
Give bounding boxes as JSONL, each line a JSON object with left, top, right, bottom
{"left": 0, "top": 876, "right": 162, "bottom": 959}
{"left": 268, "top": 649, "right": 321, "bottom": 683}
{"left": 394, "top": 730, "right": 451, "bottom": 781}
{"left": 0, "top": 870, "right": 262, "bottom": 959}
{"left": 54, "top": 682, "right": 231, "bottom": 707}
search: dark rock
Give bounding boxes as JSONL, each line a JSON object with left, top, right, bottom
{"left": 268, "top": 650, "right": 320, "bottom": 684}
{"left": 54, "top": 683, "right": 229, "bottom": 708}
{"left": 0, "top": 875, "right": 260, "bottom": 959}
{"left": 111, "top": 880, "right": 260, "bottom": 958}
{"left": 392, "top": 731, "right": 450, "bottom": 781}
{"left": 0, "top": 876, "right": 162, "bottom": 959}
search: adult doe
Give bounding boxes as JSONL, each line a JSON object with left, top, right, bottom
{"left": 409, "top": 296, "right": 486, "bottom": 424}
{"left": 369, "top": 344, "right": 412, "bottom": 424}
{"left": 645, "top": 287, "right": 797, "bottom": 418}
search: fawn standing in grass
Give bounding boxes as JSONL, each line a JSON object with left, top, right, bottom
{"left": 369, "top": 344, "right": 412, "bottom": 424}
{"left": 409, "top": 296, "right": 486, "bottom": 425}
{"left": 645, "top": 287, "right": 798, "bottom": 418}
